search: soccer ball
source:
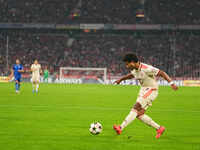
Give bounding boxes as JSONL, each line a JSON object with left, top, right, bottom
{"left": 89, "top": 122, "right": 102, "bottom": 135}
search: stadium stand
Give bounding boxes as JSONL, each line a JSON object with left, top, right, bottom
{"left": 0, "top": 0, "right": 200, "bottom": 79}
{"left": 0, "top": 31, "right": 199, "bottom": 78}
{"left": 0, "top": 0, "right": 199, "bottom": 24}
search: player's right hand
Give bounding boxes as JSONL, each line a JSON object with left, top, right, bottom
{"left": 171, "top": 84, "right": 178, "bottom": 91}
{"left": 114, "top": 79, "right": 122, "bottom": 85}
{"left": 8, "top": 76, "right": 14, "bottom": 82}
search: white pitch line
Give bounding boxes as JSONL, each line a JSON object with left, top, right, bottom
{"left": 0, "top": 105, "right": 199, "bottom": 113}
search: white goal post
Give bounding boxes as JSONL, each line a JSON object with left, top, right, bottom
{"left": 59, "top": 67, "right": 107, "bottom": 84}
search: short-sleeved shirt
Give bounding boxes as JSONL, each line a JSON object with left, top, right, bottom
{"left": 31, "top": 64, "right": 41, "bottom": 77}
{"left": 13, "top": 64, "right": 23, "bottom": 79}
{"left": 131, "top": 63, "right": 160, "bottom": 89}
{"left": 44, "top": 69, "right": 49, "bottom": 78}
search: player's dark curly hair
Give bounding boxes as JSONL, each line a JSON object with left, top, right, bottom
{"left": 123, "top": 53, "right": 139, "bottom": 63}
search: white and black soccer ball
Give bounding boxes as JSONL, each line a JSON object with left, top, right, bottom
{"left": 89, "top": 122, "right": 103, "bottom": 135}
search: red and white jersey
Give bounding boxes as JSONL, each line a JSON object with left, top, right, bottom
{"left": 131, "top": 63, "right": 160, "bottom": 89}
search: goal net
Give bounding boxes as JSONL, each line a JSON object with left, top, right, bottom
{"left": 59, "top": 67, "right": 107, "bottom": 84}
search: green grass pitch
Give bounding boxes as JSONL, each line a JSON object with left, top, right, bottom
{"left": 0, "top": 83, "right": 200, "bottom": 150}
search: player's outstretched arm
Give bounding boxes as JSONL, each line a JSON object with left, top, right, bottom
{"left": 18, "top": 68, "right": 24, "bottom": 73}
{"left": 157, "top": 70, "right": 178, "bottom": 91}
{"left": 114, "top": 73, "right": 134, "bottom": 84}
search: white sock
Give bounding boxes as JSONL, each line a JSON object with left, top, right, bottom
{"left": 36, "top": 84, "right": 39, "bottom": 91}
{"left": 121, "top": 110, "right": 138, "bottom": 130}
{"left": 138, "top": 114, "right": 160, "bottom": 130}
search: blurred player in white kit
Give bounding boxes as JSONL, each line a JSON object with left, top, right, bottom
{"left": 31, "top": 60, "right": 42, "bottom": 93}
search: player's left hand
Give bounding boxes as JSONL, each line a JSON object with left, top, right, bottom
{"left": 171, "top": 84, "right": 178, "bottom": 91}
{"left": 114, "top": 79, "right": 121, "bottom": 85}
{"left": 8, "top": 76, "right": 14, "bottom": 82}
{"left": 27, "top": 70, "right": 32, "bottom": 73}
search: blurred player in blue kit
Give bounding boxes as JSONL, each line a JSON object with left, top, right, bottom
{"left": 9, "top": 59, "right": 24, "bottom": 93}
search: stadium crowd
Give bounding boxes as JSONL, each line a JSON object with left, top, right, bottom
{"left": 0, "top": 0, "right": 200, "bottom": 24}
{"left": 0, "top": 31, "right": 199, "bottom": 78}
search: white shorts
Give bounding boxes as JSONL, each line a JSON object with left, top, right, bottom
{"left": 31, "top": 75, "right": 40, "bottom": 82}
{"left": 136, "top": 87, "right": 158, "bottom": 110}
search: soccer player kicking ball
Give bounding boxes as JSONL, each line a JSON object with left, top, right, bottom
{"left": 113, "top": 53, "right": 178, "bottom": 139}
{"left": 31, "top": 60, "right": 42, "bottom": 93}
{"left": 9, "top": 59, "right": 24, "bottom": 93}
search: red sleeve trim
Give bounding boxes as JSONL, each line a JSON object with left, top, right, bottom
{"left": 141, "top": 64, "right": 148, "bottom": 69}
